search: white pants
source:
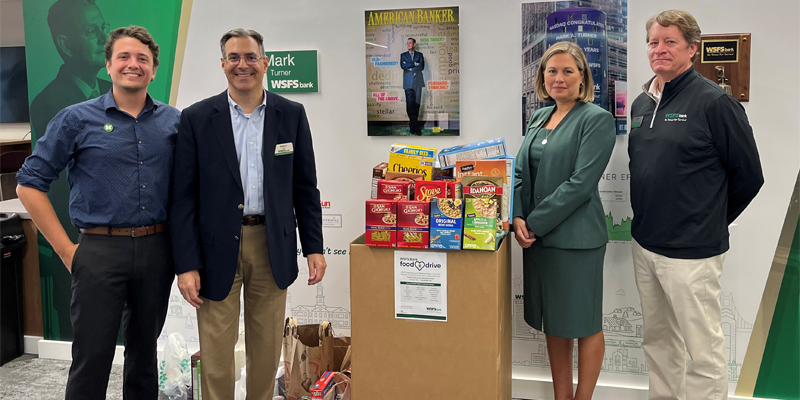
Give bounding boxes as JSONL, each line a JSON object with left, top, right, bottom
{"left": 632, "top": 240, "right": 729, "bottom": 400}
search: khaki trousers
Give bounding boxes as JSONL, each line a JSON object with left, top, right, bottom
{"left": 632, "top": 240, "right": 728, "bottom": 400}
{"left": 197, "top": 224, "right": 287, "bottom": 400}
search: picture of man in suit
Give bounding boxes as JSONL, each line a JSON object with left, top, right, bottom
{"left": 30, "top": 0, "right": 112, "bottom": 139}
{"left": 171, "top": 28, "right": 327, "bottom": 399}
{"left": 400, "top": 37, "right": 425, "bottom": 135}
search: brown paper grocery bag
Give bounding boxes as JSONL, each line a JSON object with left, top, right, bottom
{"left": 333, "top": 336, "right": 351, "bottom": 372}
{"left": 282, "top": 318, "right": 334, "bottom": 400}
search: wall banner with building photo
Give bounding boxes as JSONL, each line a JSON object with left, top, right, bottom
{"left": 521, "top": 1, "right": 628, "bottom": 135}
{"left": 365, "top": 7, "right": 460, "bottom": 136}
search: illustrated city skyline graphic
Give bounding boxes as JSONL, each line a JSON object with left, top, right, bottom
{"left": 513, "top": 292, "right": 752, "bottom": 382}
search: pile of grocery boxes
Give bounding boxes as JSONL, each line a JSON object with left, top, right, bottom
{"left": 366, "top": 138, "right": 514, "bottom": 251}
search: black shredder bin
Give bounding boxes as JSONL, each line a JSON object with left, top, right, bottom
{"left": 1, "top": 212, "right": 28, "bottom": 366}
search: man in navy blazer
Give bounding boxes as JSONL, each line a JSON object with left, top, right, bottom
{"left": 170, "top": 28, "right": 326, "bottom": 399}
{"left": 400, "top": 37, "right": 425, "bottom": 134}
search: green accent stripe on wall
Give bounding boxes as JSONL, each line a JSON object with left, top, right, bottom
{"left": 753, "top": 216, "right": 800, "bottom": 399}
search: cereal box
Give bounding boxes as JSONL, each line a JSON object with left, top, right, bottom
{"left": 376, "top": 179, "right": 413, "bottom": 201}
{"left": 414, "top": 181, "right": 447, "bottom": 202}
{"left": 438, "top": 137, "right": 507, "bottom": 169}
{"left": 389, "top": 143, "right": 436, "bottom": 181}
{"left": 463, "top": 198, "right": 499, "bottom": 251}
{"left": 397, "top": 200, "right": 430, "bottom": 249}
{"left": 430, "top": 198, "right": 463, "bottom": 250}
{"left": 366, "top": 199, "right": 397, "bottom": 247}
{"left": 371, "top": 162, "right": 388, "bottom": 199}
{"left": 462, "top": 176, "right": 505, "bottom": 232}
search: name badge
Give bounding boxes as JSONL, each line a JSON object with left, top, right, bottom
{"left": 275, "top": 142, "right": 294, "bottom": 156}
{"left": 631, "top": 116, "right": 644, "bottom": 129}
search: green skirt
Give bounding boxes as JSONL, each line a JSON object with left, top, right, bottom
{"left": 522, "top": 241, "right": 605, "bottom": 338}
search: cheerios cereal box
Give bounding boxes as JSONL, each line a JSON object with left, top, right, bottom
{"left": 388, "top": 143, "right": 436, "bottom": 181}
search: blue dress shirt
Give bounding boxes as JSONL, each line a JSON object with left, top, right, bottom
{"left": 17, "top": 91, "right": 180, "bottom": 228}
{"left": 227, "top": 90, "right": 266, "bottom": 216}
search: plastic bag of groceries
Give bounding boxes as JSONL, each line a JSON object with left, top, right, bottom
{"left": 158, "top": 332, "right": 191, "bottom": 400}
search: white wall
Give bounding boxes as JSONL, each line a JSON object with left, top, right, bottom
{"left": 0, "top": 0, "right": 25, "bottom": 47}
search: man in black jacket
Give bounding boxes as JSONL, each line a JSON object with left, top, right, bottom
{"left": 628, "top": 10, "right": 763, "bottom": 400}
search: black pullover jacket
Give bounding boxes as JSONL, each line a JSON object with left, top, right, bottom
{"left": 628, "top": 67, "right": 764, "bottom": 259}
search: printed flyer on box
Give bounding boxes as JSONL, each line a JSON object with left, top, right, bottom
{"left": 394, "top": 250, "right": 448, "bottom": 321}
{"left": 365, "top": 6, "right": 460, "bottom": 136}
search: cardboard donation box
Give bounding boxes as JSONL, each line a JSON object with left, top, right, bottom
{"left": 349, "top": 234, "right": 511, "bottom": 399}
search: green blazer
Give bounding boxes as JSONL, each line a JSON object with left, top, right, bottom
{"left": 513, "top": 101, "right": 616, "bottom": 249}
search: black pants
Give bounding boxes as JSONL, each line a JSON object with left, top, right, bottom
{"left": 65, "top": 231, "right": 174, "bottom": 400}
{"left": 405, "top": 88, "right": 422, "bottom": 132}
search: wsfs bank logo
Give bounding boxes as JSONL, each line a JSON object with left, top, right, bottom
{"left": 399, "top": 257, "right": 442, "bottom": 271}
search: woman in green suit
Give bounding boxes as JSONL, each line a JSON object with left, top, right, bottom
{"left": 513, "top": 41, "right": 615, "bottom": 400}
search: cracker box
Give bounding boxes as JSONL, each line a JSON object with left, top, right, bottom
{"left": 414, "top": 181, "right": 447, "bottom": 202}
{"left": 371, "top": 162, "right": 388, "bottom": 199}
{"left": 377, "top": 179, "right": 413, "bottom": 201}
{"left": 366, "top": 199, "right": 397, "bottom": 247}
{"left": 389, "top": 143, "right": 436, "bottom": 181}
{"left": 438, "top": 137, "right": 507, "bottom": 169}
{"left": 462, "top": 176, "right": 505, "bottom": 232}
{"left": 397, "top": 200, "right": 430, "bottom": 249}
{"left": 430, "top": 198, "right": 464, "bottom": 250}
{"left": 463, "top": 198, "right": 499, "bottom": 251}
{"left": 311, "top": 371, "right": 336, "bottom": 399}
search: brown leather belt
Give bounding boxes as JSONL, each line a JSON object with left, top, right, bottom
{"left": 242, "top": 215, "right": 265, "bottom": 226}
{"left": 80, "top": 224, "right": 167, "bottom": 237}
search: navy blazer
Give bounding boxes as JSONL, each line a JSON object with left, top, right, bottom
{"left": 170, "top": 90, "right": 323, "bottom": 301}
{"left": 400, "top": 51, "right": 425, "bottom": 90}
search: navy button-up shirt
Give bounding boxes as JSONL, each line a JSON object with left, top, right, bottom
{"left": 17, "top": 91, "right": 180, "bottom": 228}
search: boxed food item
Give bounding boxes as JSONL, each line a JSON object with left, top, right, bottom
{"left": 463, "top": 198, "right": 499, "bottom": 251}
{"left": 437, "top": 137, "right": 506, "bottom": 169}
{"left": 310, "top": 371, "right": 335, "bottom": 399}
{"left": 446, "top": 181, "right": 462, "bottom": 199}
{"left": 376, "top": 179, "right": 413, "bottom": 201}
{"left": 385, "top": 171, "right": 423, "bottom": 200}
{"left": 371, "top": 162, "right": 388, "bottom": 199}
{"left": 503, "top": 156, "right": 515, "bottom": 229}
{"left": 366, "top": 199, "right": 397, "bottom": 247}
{"left": 430, "top": 198, "right": 463, "bottom": 250}
{"left": 414, "top": 180, "right": 447, "bottom": 202}
{"left": 462, "top": 176, "right": 505, "bottom": 232}
{"left": 397, "top": 200, "right": 430, "bottom": 249}
{"left": 454, "top": 159, "right": 507, "bottom": 182}
{"left": 389, "top": 143, "right": 436, "bottom": 181}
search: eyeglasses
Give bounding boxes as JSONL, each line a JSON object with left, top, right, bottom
{"left": 225, "top": 54, "right": 262, "bottom": 65}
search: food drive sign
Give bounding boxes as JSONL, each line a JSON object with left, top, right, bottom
{"left": 395, "top": 250, "right": 448, "bottom": 321}
{"left": 264, "top": 50, "right": 318, "bottom": 93}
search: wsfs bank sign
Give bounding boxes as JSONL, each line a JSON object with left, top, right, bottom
{"left": 264, "top": 50, "right": 318, "bottom": 93}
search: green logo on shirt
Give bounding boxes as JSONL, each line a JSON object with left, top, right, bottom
{"left": 103, "top": 124, "right": 113, "bottom": 132}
